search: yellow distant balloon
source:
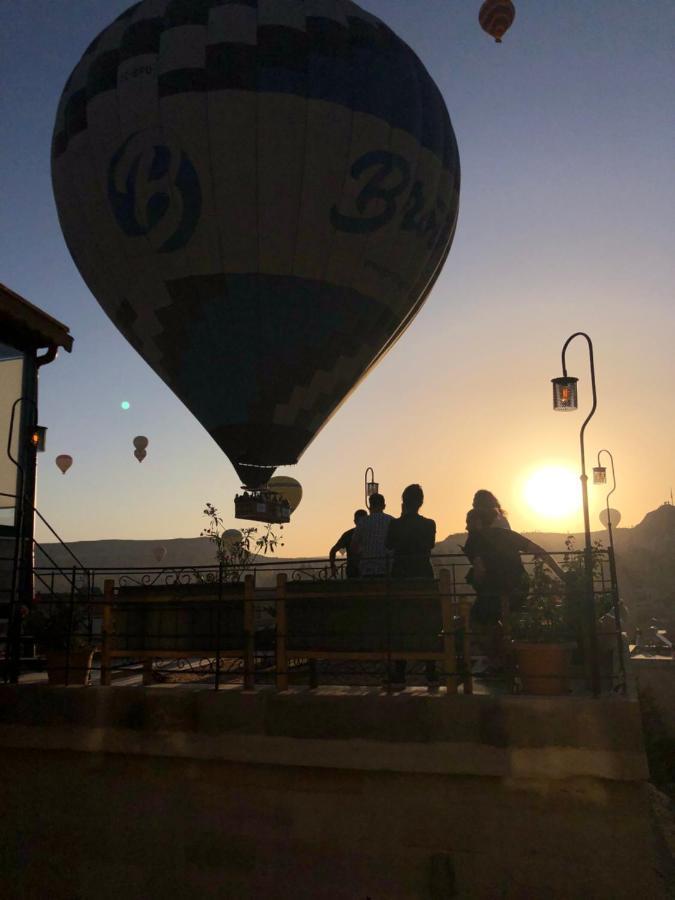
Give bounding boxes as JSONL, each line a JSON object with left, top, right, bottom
{"left": 222, "top": 529, "right": 243, "bottom": 549}
{"left": 267, "top": 476, "right": 302, "bottom": 512}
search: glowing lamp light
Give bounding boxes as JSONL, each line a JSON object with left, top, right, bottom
{"left": 593, "top": 466, "right": 607, "bottom": 484}
{"left": 552, "top": 376, "right": 578, "bottom": 411}
{"left": 120, "top": 401, "right": 130, "bottom": 410}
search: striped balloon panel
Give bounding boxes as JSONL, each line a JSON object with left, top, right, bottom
{"left": 52, "top": 0, "right": 460, "bottom": 484}
{"left": 478, "top": 0, "right": 515, "bottom": 41}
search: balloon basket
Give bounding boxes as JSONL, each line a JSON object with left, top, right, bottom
{"left": 235, "top": 491, "right": 291, "bottom": 525}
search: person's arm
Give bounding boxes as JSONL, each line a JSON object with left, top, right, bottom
{"left": 329, "top": 531, "right": 348, "bottom": 577}
{"left": 523, "top": 538, "right": 565, "bottom": 580}
{"left": 426, "top": 519, "right": 436, "bottom": 551}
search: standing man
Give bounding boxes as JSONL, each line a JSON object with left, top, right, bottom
{"left": 386, "top": 484, "right": 436, "bottom": 578}
{"left": 329, "top": 509, "right": 368, "bottom": 578}
{"left": 352, "top": 494, "right": 393, "bottom": 577}
{"left": 386, "top": 484, "right": 438, "bottom": 690}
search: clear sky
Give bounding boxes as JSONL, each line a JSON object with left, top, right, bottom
{"left": 2, "top": 0, "right": 673, "bottom": 554}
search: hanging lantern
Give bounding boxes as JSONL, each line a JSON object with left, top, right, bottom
{"left": 593, "top": 466, "right": 607, "bottom": 484}
{"left": 479, "top": 0, "right": 516, "bottom": 44}
{"left": 364, "top": 467, "right": 379, "bottom": 506}
{"left": 551, "top": 377, "right": 578, "bottom": 411}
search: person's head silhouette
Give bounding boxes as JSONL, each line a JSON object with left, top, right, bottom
{"left": 401, "top": 484, "right": 424, "bottom": 513}
{"left": 368, "top": 493, "right": 386, "bottom": 513}
{"left": 353, "top": 509, "right": 368, "bottom": 525}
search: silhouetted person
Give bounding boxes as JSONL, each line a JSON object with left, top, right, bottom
{"left": 472, "top": 489, "right": 511, "bottom": 530}
{"left": 386, "top": 484, "right": 438, "bottom": 690}
{"left": 464, "top": 507, "right": 564, "bottom": 671}
{"left": 387, "top": 484, "right": 436, "bottom": 578}
{"left": 329, "top": 509, "right": 368, "bottom": 578}
{"left": 351, "top": 493, "right": 393, "bottom": 577}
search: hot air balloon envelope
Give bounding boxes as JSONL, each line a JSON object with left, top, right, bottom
{"left": 134, "top": 448, "right": 147, "bottom": 463}
{"left": 222, "top": 529, "right": 243, "bottom": 549}
{"left": 599, "top": 508, "right": 621, "bottom": 528}
{"left": 133, "top": 436, "right": 149, "bottom": 451}
{"left": 479, "top": 0, "right": 516, "bottom": 43}
{"left": 152, "top": 545, "right": 166, "bottom": 562}
{"left": 55, "top": 454, "right": 73, "bottom": 475}
{"left": 267, "top": 476, "right": 303, "bottom": 513}
{"left": 52, "top": 0, "right": 460, "bottom": 488}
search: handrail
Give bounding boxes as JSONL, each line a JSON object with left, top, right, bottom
{"left": 0, "top": 491, "right": 86, "bottom": 570}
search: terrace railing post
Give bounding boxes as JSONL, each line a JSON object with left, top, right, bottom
{"left": 439, "top": 569, "right": 458, "bottom": 694}
{"left": 65, "top": 565, "right": 76, "bottom": 686}
{"left": 275, "top": 574, "right": 288, "bottom": 691}
{"left": 243, "top": 574, "right": 255, "bottom": 691}
{"left": 214, "top": 562, "right": 223, "bottom": 692}
{"left": 101, "top": 579, "right": 114, "bottom": 686}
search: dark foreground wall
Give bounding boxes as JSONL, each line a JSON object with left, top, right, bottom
{"left": 0, "top": 686, "right": 665, "bottom": 900}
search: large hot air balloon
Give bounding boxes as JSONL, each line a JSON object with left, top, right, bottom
{"left": 133, "top": 435, "right": 148, "bottom": 463}
{"left": 55, "top": 454, "right": 73, "bottom": 475}
{"left": 479, "top": 0, "right": 516, "bottom": 43}
{"left": 52, "top": 0, "right": 460, "bottom": 490}
{"left": 267, "top": 476, "right": 303, "bottom": 513}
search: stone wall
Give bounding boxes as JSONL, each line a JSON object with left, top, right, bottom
{"left": 0, "top": 686, "right": 666, "bottom": 899}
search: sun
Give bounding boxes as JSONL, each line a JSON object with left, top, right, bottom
{"left": 524, "top": 466, "right": 581, "bottom": 521}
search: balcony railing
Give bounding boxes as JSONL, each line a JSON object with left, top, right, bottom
{"left": 7, "top": 548, "right": 626, "bottom": 695}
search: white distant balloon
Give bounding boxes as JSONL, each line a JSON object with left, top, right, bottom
{"left": 55, "top": 454, "right": 73, "bottom": 475}
{"left": 267, "top": 476, "right": 303, "bottom": 512}
{"left": 600, "top": 508, "right": 621, "bottom": 528}
{"left": 222, "top": 529, "right": 243, "bottom": 549}
{"left": 152, "top": 546, "right": 166, "bottom": 563}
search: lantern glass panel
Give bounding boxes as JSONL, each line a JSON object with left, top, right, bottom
{"left": 593, "top": 466, "right": 607, "bottom": 484}
{"left": 366, "top": 482, "right": 379, "bottom": 497}
{"left": 552, "top": 377, "right": 578, "bottom": 411}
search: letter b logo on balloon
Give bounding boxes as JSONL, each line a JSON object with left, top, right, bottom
{"left": 107, "top": 129, "right": 201, "bottom": 253}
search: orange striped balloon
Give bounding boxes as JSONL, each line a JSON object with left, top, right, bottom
{"left": 479, "top": 0, "right": 516, "bottom": 43}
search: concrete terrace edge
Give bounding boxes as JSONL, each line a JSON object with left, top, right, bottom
{"left": 0, "top": 686, "right": 649, "bottom": 782}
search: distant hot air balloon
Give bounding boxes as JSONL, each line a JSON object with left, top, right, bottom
{"left": 55, "top": 454, "right": 73, "bottom": 475}
{"left": 52, "top": 1, "right": 460, "bottom": 490}
{"left": 267, "top": 476, "right": 303, "bottom": 513}
{"left": 133, "top": 436, "right": 148, "bottom": 463}
{"left": 222, "top": 529, "right": 243, "bottom": 549}
{"left": 479, "top": 0, "right": 516, "bottom": 43}
{"left": 152, "top": 545, "right": 166, "bottom": 563}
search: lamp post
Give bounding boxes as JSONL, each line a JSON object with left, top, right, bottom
{"left": 364, "top": 467, "right": 379, "bottom": 507}
{"left": 552, "top": 332, "right": 600, "bottom": 695}
{"left": 593, "top": 449, "right": 626, "bottom": 690}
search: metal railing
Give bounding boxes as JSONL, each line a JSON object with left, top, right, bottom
{"left": 12, "top": 547, "right": 627, "bottom": 695}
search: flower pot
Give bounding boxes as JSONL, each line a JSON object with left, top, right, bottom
{"left": 514, "top": 642, "right": 570, "bottom": 695}
{"left": 44, "top": 649, "right": 94, "bottom": 685}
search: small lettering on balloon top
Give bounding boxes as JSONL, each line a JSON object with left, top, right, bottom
{"left": 330, "top": 150, "right": 454, "bottom": 251}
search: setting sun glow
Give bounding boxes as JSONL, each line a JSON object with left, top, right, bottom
{"left": 524, "top": 467, "right": 581, "bottom": 522}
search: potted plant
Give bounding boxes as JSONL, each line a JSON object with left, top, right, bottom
{"left": 25, "top": 599, "right": 95, "bottom": 685}
{"left": 512, "top": 537, "right": 615, "bottom": 694}
{"left": 511, "top": 557, "right": 575, "bottom": 695}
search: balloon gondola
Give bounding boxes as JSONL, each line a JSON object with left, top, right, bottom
{"left": 52, "top": 1, "right": 460, "bottom": 518}
{"left": 479, "top": 0, "right": 516, "bottom": 43}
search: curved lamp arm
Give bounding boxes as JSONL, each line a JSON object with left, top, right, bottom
{"left": 561, "top": 332, "right": 597, "bottom": 477}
